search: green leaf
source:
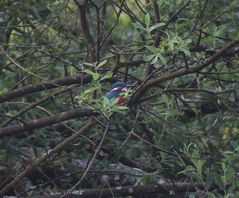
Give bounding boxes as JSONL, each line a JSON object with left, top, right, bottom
{"left": 181, "top": 48, "right": 191, "bottom": 56}
{"left": 92, "top": 73, "right": 100, "bottom": 80}
{"left": 159, "top": 54, "right": 167, "bottom": 65}
{"left": 195, "top": 159, "right": 205, "bottom": 176}
{"left": 101, "top": 71, "right": 113, "bottom": 80}
{"left": 84, "top": 62, "right": 95, "bottom": 67}
{"left": 145, "top": 13, "right": 151, "bottom": 27}
{"left": 206, "top": 172, "right": 215, "bottom": 190}
{"left": 162, "top": 94, "right": 170, "bottom": 105}
{"left": 83, "top": 86, "right": 98, "bottom": 95}
{"left": 117, "top": 106, "right": 128, "bottom": 110}
{"left": 177, "top": 165, "right": 195, "bottom": 174}
{"left": 145, "top": 45, "right": 158, "bottom": 53}
{"left": 150, "top": 55, "right": 158, "bottom": 64}
{"left": 143, "top": 54, "right": 155, "bottom": 62}
{"left": 148, "top": 23, "right": 165, "bottom": 32}
{"left": 85, "top": 70, "right": 99, "bottom": 80}
{"left": 224, "top": 168, "right": 235, "bottom": 183}
{"left": 97, "top": 60, "right": 107, "bottom": 68}
{"left": 140, "top": 174, "right": 154, "bottom": 185}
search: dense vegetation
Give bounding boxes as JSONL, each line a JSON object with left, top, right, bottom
{"left": 0, "top": 0, "right": 239, "bottom": 197}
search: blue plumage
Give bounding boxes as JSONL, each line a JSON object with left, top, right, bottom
{"left": 107, "top": 82, "right": 126, "bottom": 100}
{"left": 111, "top": 82, "right": 126, "bottom": 89}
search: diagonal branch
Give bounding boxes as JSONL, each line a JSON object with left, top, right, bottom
{"left": 130, "top": 38, "right": 239, "bottom": 104}
{"left": 65, "top": 120, "right": 110, "bottom": 196}
{"left": 0, "top": 118, "right": 97, "bottom": 196}
{"left": 165, "top": 0, "right": 192, "bottom": 27}
{"left": 0, "top": 108, "right": 99, "bottom": 138}
{"left": 0, "top": 85, "right": 78, "bottom": 127}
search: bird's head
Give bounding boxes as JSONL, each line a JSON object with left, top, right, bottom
{"left": 110, "top": 81, "right": 127, "bottom": 91}
{"left": 107, "top": 81, "right": 132, "bottom": 100}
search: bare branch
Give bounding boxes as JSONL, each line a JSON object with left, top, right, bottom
{"left": 0, "top": 74, "right": 92, "bottom": 104}
{"left": 26, "top": 182, "right": 205, "bottom": 198}
{"left": 151, "top": 0, "right": 160, "bottom": 46}
{"left": 74, "top": 0, "right": 96, "bottom": 62}
{"left": 0, "top": 108, "right": 99, "bottom": 138}
{"left": 1, "top": 85, "right": 78, "bottom": 127}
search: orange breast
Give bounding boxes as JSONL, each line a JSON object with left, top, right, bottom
{"left": 115, "top": 95, "right": 126, "bottom": 105}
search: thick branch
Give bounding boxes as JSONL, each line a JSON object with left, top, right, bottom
{"left": 0, "top": 108, "right": 99, "bottom": 138}
{"left": 74, "top": 0, "right": 96, "bottom": 62}
{"left": 151, "top": 0, "right": 160, "bottom": 47}
{"left": 130, "top": 38, "right": 239, "bottom": 104}
{"left": 30, "top": 182, "right": 204, "bottom": 198}
{"left": 0, "top": 74, "right": 92, "bottom": 104}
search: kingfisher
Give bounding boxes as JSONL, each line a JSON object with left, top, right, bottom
{"left": 107, "top": 81, "right": 132, "bottom": 105}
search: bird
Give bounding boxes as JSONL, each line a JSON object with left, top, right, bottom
{"left": 107, "top": 81, "right": 132, "bottom": 105}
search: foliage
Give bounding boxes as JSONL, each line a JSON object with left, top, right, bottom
{"left": 0, "top": 0, "right": 239, "bottom": 197}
